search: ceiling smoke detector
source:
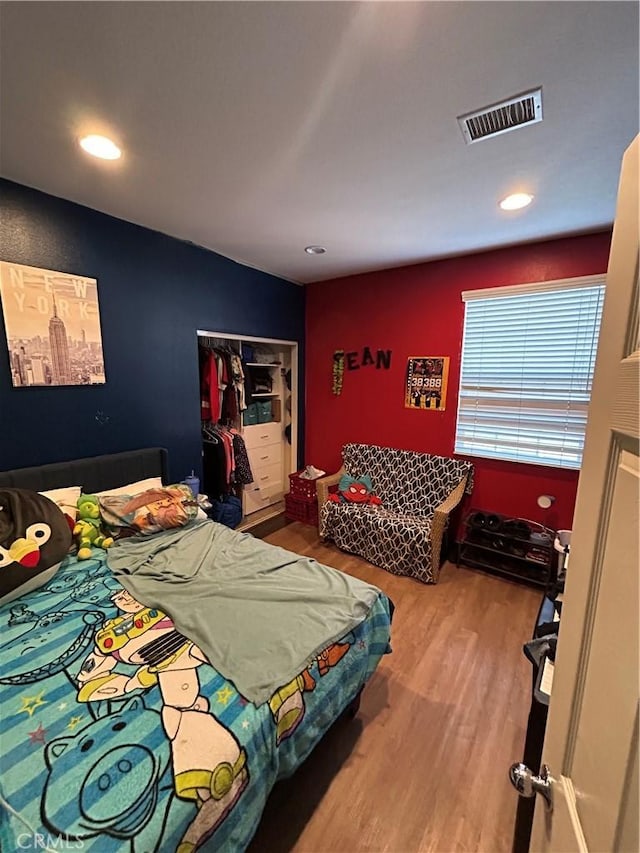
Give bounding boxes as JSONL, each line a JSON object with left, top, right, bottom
{"left": 457, "top": 88, "right": 543, "bottom": 144}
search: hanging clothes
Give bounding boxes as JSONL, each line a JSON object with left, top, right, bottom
{"left": 215, "top": 348, "right": 230, "bottom": 420}
{"left": 230, "top": 354, "right": 247, "bottom": 412}
{"left": 200, "top": 347, "right": 221, "bottom": 422}
{"left": 199, "top": 339, "right": 248, "bottom": 427}
{"left": 219, "top": 428, "right": 235, "bottom": 486}
{"left": 198, "top": 338, "right": 258, "bottom": 504}
{"left": 202, "top": 434, "right": 227, "bottom": 500}
{"left": 232, "top": 432, "right": 253, "bottom": 485}
{"left": 201, "top": 423, "right": 238, "bottom": 496}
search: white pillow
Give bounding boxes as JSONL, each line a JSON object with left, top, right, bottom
{"left": 94, "top": 477, "right": 163, "bottom": 498}
{"left": 39, "top": 486, "right": 82, "bottom": 521}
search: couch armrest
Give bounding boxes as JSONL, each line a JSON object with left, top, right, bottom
{"left": 316, "top": 466, "right": 345, "bottom": 511}
{"left": 430, "top": 476, "right": 469, "bottom": 580}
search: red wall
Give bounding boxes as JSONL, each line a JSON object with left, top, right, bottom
{"left": 305, "top": 232, "right": 611, "bottom": 532}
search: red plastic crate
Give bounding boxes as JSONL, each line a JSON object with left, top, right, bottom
{"left": 288, "top": 471, "right": 320, "bottom": 501}
{"left": 285, "top": 493, "right": 319, "bottom": 526}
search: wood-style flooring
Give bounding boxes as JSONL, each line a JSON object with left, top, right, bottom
{"left": 248, "top": 522, "right": 540, "bottom": 853}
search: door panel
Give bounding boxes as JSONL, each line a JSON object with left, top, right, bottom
{"left": 530, "top": 136, "right": 639, "bottom": 851}
{"left": 571, "top": 448, "right": 639, "bottom": 851}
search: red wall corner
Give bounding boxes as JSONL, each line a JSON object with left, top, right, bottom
{"left": 304, "top": 231, "right": 611, "bottom": 531}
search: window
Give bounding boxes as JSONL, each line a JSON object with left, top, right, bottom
{"left": 454, "top": 275, "right": 605, "bottom": 470}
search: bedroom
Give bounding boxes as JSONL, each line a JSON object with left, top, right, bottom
{"left": 0, "top": 2, "right": 638, "bottom": 852}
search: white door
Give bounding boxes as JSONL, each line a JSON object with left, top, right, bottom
{"left": 528, "top": 136, "right": 639, "bottom": 851}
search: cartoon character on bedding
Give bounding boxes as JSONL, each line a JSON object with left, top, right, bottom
{"left": 76, "top": 588, "right": 249, "bottom": 852}
{"left": 0, "top": 606, "right": 103, "bottom": 686}
{"left": 42, "top": 696, "right": 178, "bottom": 853}
{"left": 269, "top": 640, "right": 352, "bottom": 744}
{"left": 44, "top": 563, "right": 121, "bottom": 607}
{"left": 0, "top": 565, "right": 117, "bottom": 686}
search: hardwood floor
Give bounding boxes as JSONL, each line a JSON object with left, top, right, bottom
{"left": 248, "top": 522, "right": 540, "bottom": 853}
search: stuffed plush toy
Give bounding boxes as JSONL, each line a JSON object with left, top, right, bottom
{"left": 328, "top": 474, "right": 382, "bottom": 506}
{"left": 74, "top": 494, "right": 114, "bottom": 560}
{"left": 0, "top": 488, "right": 72, "bottom": 602}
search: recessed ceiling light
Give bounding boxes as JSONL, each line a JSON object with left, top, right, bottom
{"left": 499, "top": 192, "right": 534, "bottom": 211}
{"left": 305, "top": 246, "right": 326, "bottom": 255}
{"left": 79, "top": 134, "right": 122, "bottom": 160}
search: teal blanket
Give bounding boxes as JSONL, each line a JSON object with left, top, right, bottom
{"left": 0, "top": 546, "right": 392, "bottom": 852}
{"left": 107, "top": 520, "right": 381, "bottom": 704}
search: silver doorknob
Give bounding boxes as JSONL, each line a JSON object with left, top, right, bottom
{"left": 509, "top": 762, "right": 553, "bottom": 811}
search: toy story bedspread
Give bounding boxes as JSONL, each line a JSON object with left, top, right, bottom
{"left": 0, "top": 552, "right": 392, "bottom": 852}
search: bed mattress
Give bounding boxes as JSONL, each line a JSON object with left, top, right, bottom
{"left": 0, "top": 542, "right": 391, "bottom": 851}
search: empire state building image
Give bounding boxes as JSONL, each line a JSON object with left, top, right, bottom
{"left": 49, "top": 294, "right": 71, "bottom": 384}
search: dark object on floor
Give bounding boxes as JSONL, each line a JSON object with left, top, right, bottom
{"left": 346, "top": 689, "right": 362, "bottom": 718}
{"left": 209, "top": 494, "right": 242, "bottom": 528}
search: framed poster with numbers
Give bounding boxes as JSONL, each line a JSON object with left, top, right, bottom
{"left": 404, "top": 356, "right": 449, "bottom": 411}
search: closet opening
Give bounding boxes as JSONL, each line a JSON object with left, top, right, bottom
{"left": 197, "top": 330, "right": 299, "bottom": 529}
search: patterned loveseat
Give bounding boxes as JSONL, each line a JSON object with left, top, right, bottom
{"left": 317, "top": 443, "right": 473, "bottom": 583}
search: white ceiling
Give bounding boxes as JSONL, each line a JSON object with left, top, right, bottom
{"left": 0, "top": 1, "right": 638, "bottom": 284}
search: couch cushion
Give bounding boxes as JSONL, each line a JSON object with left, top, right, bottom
{"left": 342, "top": 443, "right": 473, "bottom": 516}
{"left": 320, "top": 501, "right": 436, "bottom": 583}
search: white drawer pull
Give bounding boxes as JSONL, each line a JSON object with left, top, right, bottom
{"left": 260, "top": 434, "right": 269, "bottom": 439}
{"left": 260, "top": 475, "right": 269, "bottom": 481}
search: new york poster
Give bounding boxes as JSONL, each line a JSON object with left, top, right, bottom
{"left": 0, "top": 261, "right": 106, "bottom": 387}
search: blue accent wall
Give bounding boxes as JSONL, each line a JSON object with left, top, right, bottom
{"left": 0, "top": 179, "right": 305, "bottom": 481}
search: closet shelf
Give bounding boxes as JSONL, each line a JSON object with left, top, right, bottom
{"left": 245, "top": 362, "right": 281, "bottom": 367}
{"left": 252, "top": 392, "right": 278, "bottom": 397}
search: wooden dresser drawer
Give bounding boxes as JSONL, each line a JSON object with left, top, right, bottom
{"left": 243, "top": 422, "right": 282, "bottom": 450}
{"left": 248, "top": 443, "right": 282, "bottom": 469}
{"left": 243, "top": 481, "right": 282, "bottom": 515}
{"left": 251, "top": 460, "right": 283, "bottom": 490}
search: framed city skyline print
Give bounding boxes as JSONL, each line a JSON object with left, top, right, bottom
{"left": 404, "top": 356, "right": 449, "bottom": 411}
{"left": 0, "top": 261, "right": 106, "bottom": 387}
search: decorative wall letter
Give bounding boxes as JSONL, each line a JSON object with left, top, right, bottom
{"left": 332, "top": 350, "right": 345, "bottom": 395}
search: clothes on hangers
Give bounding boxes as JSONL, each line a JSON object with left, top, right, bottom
{"left": 202, "top": 430, "right": 227, "bottom": 499}
{"left": 201, "top": 422, "right": 255, "bottom": 494}
{"left": 199, "top": 341, "right": 249, "bottom": 423}
{"left": 231, "top": 430, "right": 253, "bottom": 485}
{"left": 230, "top": 354, "right": 247, "bottom": 412}
{"left": 198, "top": 338, "right": 260, "bottom": 499}
{"left": 220, "top": 426, "right": 235, "bottom": 485}
{"left": 200, "top": 346, "right": 221, "bottom": 422}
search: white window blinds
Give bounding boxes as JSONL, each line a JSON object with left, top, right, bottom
{"left": 454, "top": 275, "right": 605, "bottom": 470}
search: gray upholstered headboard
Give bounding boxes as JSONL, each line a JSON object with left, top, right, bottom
{"left": 0, "top": 448, "right": 168, "bottom": 493}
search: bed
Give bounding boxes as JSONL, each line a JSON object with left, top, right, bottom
{"left": 0, "top": 449, "right": 392, "bottom": 852}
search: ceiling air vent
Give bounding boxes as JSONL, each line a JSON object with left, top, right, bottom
{"left": 457, "top": 88, "right": 543, "bottom": 144}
